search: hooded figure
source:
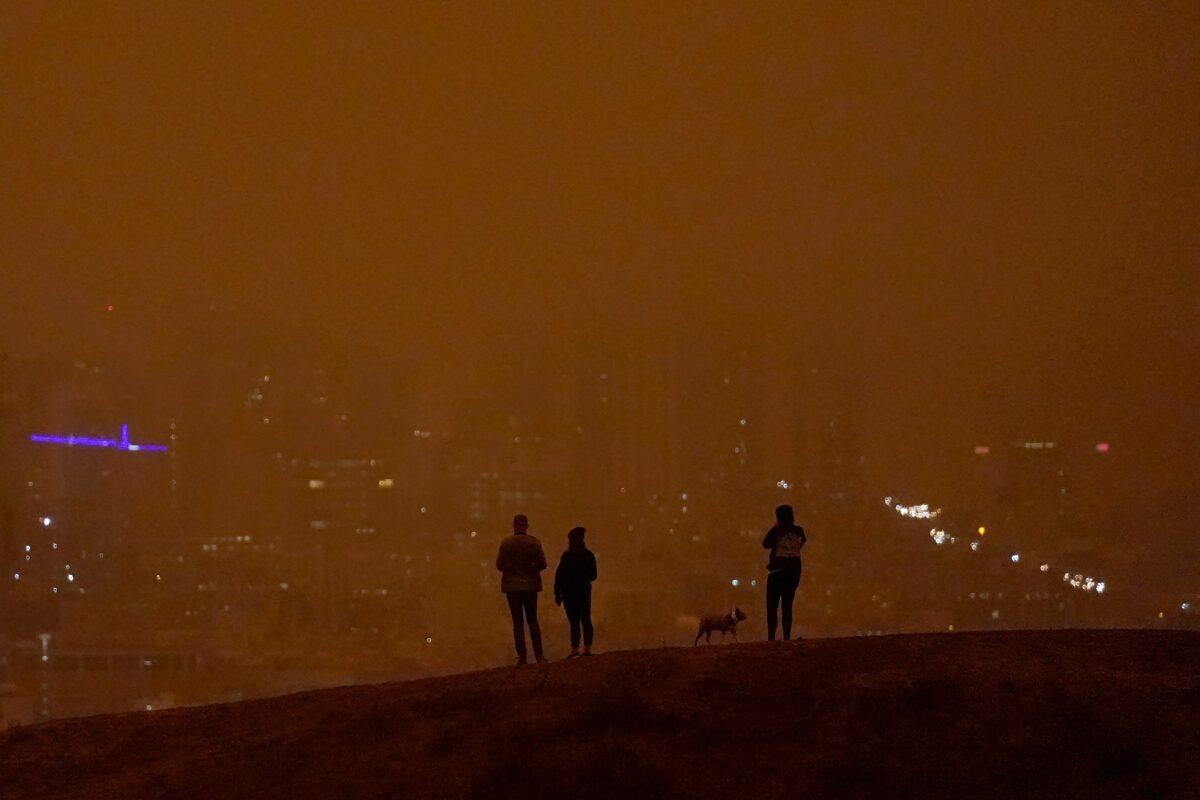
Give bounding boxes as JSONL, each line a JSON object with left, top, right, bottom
{"left": 762, "top": 504, "right": 806, "bottom": 641}
{"left": 554, "top": 526, "right": 597, "bottom": 657}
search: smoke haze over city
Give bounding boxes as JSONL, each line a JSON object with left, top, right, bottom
{"left": 1, "top": 2, "right": 1198, "bottom": 722}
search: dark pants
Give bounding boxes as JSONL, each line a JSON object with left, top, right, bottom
{"left": 562, "top": 587, "right": 593, "bottom": 649}
{"left": 505, "top": 591, "right": 543, "bottom": 661}
{"left": 766, "top": 567, "right": 801, "bottom": 640}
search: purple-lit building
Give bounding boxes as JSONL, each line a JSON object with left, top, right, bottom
{"left": 16, "top": 422, "right": 173, "bottom": 598}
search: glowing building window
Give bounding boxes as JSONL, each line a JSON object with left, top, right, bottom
{"left": 308, "top": 479, "right": 326, "bottom": 490}
{"left": 378, "top": 478, "right": 394, "bottom": 489}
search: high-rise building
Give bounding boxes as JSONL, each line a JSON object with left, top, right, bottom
{"left": 289, "top": 456, "right": 400, "bottom": 632}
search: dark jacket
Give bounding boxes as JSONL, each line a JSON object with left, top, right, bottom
{"left": 496, "top": 532, "right": 547, "bottom": 593}
{"left": 553, "top": 546, "right": 597, "bottom": 598}
{"left": 762, "top": 524, "right": 806, "bottom": 573}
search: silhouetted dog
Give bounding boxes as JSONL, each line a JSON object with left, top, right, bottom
{"left": 694, "top": 607, "right": 747, "bottom": 644}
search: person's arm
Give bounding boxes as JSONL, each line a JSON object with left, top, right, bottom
{"left": 799, "top": 527, "right": 808, "bottom": 548}
{"left": 762, "top": 527, "right": 778, "bottom": 549}
{"left": 535, "top": 541, "right": 547, "bottom": 572}
{"left": 586, "top": 551, "right": 597, "bottom": 583}
{"left": 496, "top": 541, "right": 508, "bottom": 573}
{"left": 553, "top": 555, "right": 565, "bottom": 601}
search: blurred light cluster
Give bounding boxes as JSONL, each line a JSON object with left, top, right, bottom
{"left": 884, "top": 497, "right": 941, "bottom": 519}
{"left": 928, "top": 528, "right": 955, "bottom": 546}
{"left": 1063, "top": 573, "right": 1107, "bottom": 594}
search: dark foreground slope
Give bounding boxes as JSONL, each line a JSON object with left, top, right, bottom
{"left": 3, "top": 630, "right": 1199, "bottom": 800}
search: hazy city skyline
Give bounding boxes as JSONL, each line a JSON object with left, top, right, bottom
{"left": 3, "top": 4, "right": 1197, "bottom": 501}
{"left": 1, "top": 2, "right": 1197, "bottom": 725}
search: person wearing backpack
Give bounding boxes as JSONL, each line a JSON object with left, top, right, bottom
{"left": 762, "top": 504, "right": 806, "bottom": 641}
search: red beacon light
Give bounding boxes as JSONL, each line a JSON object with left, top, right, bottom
{"left": 1095, "top": 442, "right": 1110, "bottom": 453}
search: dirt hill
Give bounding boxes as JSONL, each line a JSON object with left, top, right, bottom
{"left": 2, "top": 630, "right": 1198, "bottom": 800}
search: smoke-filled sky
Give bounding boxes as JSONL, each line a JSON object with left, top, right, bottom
{"left": 2, "top": 2, "right": 1197, "bottom": 494}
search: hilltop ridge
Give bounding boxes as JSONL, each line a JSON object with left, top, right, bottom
{"left": 2, "top": 630, "right": 1198, "bottom": 800}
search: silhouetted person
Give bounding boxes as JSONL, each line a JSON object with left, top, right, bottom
{"left": 763, "top": 504, "right": 806, "bottom": 640}
{"left": 495, "top": 513, "right": 547, "bottom": 664}
{"left": 553, "top": 526, "right": 597, "bottom": 658}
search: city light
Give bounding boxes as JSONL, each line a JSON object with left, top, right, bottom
{"left": 1063, "top": 572, "right": 1107, "bottom": 593}
{"left": 30, "top": 424, "right": 168, "bottom": 453}
{"left": 887, "top": 499, "right": 941, "bottom": 520}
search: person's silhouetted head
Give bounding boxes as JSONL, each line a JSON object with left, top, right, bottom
{"left": 568, "top": 526, "right": 586, "bottom": 549}
{"left": 775, "top": 504, "right": 795, "bottom": 527}
{"left": 513, "top": 514, "right": 529, "bottom": 533}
